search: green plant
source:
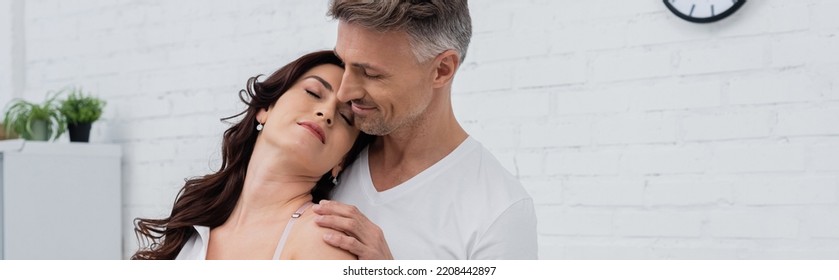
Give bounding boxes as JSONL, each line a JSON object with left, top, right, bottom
{"left": 3, "top": 92, "right": 66, "bottom": 141}
{"left": 0, "top": 122, "right": 18, "bottom": 140}
{"left": 59, "top": 87, "right": 106, "bottom": 125}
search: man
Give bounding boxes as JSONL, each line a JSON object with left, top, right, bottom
{"left": 312, "top": 0, "right": 537, "bottom": 260}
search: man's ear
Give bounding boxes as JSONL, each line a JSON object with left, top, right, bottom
{"left": 431, "top": 49, "right": 460, "bottom": 89}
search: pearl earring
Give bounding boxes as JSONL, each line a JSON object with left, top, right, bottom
{"left": 332, "top": 176, "right": 339, "bottom": 185}
{"left": 256, "top": 123, "right": 264, "bottom": 131}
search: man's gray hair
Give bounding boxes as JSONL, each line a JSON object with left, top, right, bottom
{"left": 328, "top": 0, "right": 472, "bottom": 64}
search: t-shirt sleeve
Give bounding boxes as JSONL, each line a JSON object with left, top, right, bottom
{"left": 470, "top": 198, "right": 538, "bottom": 260}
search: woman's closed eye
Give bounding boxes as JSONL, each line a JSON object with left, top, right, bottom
{"left": 339, "top": 112, "right": 353, "bottom": 126}
{"left": 338, "top": 105, "right": 354, "bottom": 125}
{"left": 306, "top": 89, "right": 320, "bottom": 98}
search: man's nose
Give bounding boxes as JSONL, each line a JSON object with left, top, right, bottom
{"left": 336, "top": 72, "right": 363, "bottom": 103}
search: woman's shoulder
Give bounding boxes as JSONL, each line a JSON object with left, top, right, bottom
{"left": 283, "top": 209, "right": 357, "bottom": 260}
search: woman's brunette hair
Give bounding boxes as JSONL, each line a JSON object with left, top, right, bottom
{"left": 131, "top": 50, "right": 373, "bottom": 260}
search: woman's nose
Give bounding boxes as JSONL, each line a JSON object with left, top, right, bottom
{"left": 316, "top": 111, "right": 332, "bottom": 126}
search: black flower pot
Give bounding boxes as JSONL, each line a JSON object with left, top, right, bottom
{"left": 68, "top": 123, "right": 92, "bottom": 142}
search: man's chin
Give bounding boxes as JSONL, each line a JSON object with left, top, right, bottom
{"left": 357, "top": 119, "right": 393, "bottom": 136}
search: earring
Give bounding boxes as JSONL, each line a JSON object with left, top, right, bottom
{"left": 256, "top": 123, "right": 263, "bottom": 131}
{"left": 331, "top": 176, "right": 339, "bottom": 185}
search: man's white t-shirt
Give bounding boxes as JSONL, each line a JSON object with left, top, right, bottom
{"left": 332, "top": 137, "right": 537, "bottom": 259}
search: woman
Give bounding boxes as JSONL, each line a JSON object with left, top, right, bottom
{"left": 132, "top": 51, "right": 373, "bottom": 260}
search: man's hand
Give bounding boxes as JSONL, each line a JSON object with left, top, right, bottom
{"left": 312, "top": 200, "right": 394, "bottom": 260}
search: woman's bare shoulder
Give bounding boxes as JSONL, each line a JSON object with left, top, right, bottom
{"left": 284, "top": 212, "right": 357, "bottom": 260}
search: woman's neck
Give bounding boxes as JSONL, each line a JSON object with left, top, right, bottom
{"left": 224, "top": 144, "right": 318, "bottom": 229}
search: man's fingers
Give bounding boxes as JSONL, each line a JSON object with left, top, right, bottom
{"left": 315, "top": 214, "right": 361, "bottom": 238}
{"left": 313, "top": 200, "right": 393, "bottom": 259}
{"left": 313, "top": 200, "right": 365, "bottom": 221}
{"left": 313, "top": 200, "right": 371, "bottom": 239}
{"left": 323, "top": 232, "right": 365, "bottom": 256}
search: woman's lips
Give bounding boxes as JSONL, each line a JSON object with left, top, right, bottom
{"left": 298, "top": 121, "right": 325, "bottom": 144}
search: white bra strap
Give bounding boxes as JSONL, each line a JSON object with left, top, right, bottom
{"left": 272, "top": 201, "right": 314, "bottom": 259}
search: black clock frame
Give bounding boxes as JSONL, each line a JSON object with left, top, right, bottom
{"left": 663, "top": 0, "right": 747, "bottom": 23}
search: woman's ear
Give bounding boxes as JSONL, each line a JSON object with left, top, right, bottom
{"left": 256, "top": 108, "right": 269, "bottom": 124}
{"left": 331, "top": 161, "right": 345, "bottom": 178}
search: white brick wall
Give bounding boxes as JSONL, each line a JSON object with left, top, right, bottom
{"left": 0, "top": 0, "right": 20, "bottom": 107}
{"left": 4, "top": 0, "right": 838, "bottom": 259}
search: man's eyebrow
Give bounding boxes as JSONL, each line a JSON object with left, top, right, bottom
{"left": 304, "top": 75, "right": 333, "bottom": 92}
{"left": 351, "top": 62, "right": 384, "bottom": 73}
{"left": 333, "top": 47, "right": 385, "bottom": 74}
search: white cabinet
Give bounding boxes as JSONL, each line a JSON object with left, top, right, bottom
{"left": 0, "top": 140, "right": 122, "bottom": 259}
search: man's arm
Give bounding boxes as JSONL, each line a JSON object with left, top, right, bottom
{"left": 312, "top": 199, "right": 394, "bottom": 260}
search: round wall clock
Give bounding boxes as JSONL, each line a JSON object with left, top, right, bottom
{"left": 664, "top": 0, "right": 746, "bottom": 23}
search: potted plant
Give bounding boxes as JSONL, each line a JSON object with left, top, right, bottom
{"left": 3, "top": 93, "right": 66, "bottom": 141}
{"left": 0, "top": 122, "right": 18, "bottom": 140}
{"left": 59, "top": 88, "right": 106, "bottom": 142}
